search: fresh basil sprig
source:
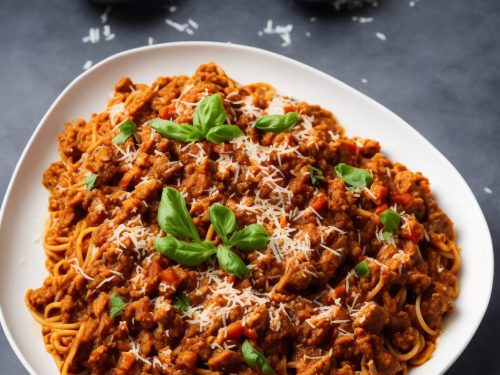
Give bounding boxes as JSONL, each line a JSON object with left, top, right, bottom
{"left": 154, "top": 189, "right": 269, "bottom": 279}
{"left": 158, "top": 188, "right": 200, "bottom": 241}
{"left": 217, "top": 246, "right": 250, "bottom": 279}
{"left": 334, "top": 163, "right": 373, "bottom": 188}
{"left": 241, "top": 340, "right": 274, "bottom": 374}
{"left": 149, "top": 94, "right": 243, "bottom": 144}
{"left": 149, "top": 119, "right": 202, "bottom": 142}
{"left": 154, "top": 237, "right": 217, "bottom": 266}
{"left": 112, "top": 119, "right": 137, "bottom": 145}
{"left": 354, "top": 261, "right": 370, "bottom": 277}
{"left": 80, "top": 173, "right": 98, "bottom": 191}
{"left": 209, "top": 203, "right": 237, "bottom": 243}
{"left": 174, "top": 292, "right": 190, "bottom": 312}
{"left": 109, "top": 293, "right": 126, "bottom": 317}
{"left": 308, "top": 165, "right": 324, "bottom": 186}
{"left": 254, "top": 112, "right": 299, "bottom": 133}
{"left": 193, "top": 92, "right": 228, "bottom": 135}
{"left": 380, "top": 208, "right": 401, "bottom": 241}
{"left": 206, "top": 125, "right": 244, "bottom": 144}
{"left": 226, "top": 224, "right": 269, "bottom": 250}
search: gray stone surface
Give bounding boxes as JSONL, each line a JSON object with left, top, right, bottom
{"left": 1, "top": 0, "right": 498, "bottom": 373}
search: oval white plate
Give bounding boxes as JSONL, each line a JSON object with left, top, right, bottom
{"left": 0, "top": 42, "right": 493, "bottom": 375}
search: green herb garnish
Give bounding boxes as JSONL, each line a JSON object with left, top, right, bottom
{"left": 308, "top": 165, "right": 324, "bottom": 185}
{"left": 112, "top": 119, "right": 137, "bottom": 145}
{"left": 154, "top": 237, "right": 217, "bottom": 266}
{"left": 216, "top": 246, "right": 250, "bottom": 279}
{"left": 80, "top": 173, "right": 98, "bottom": 190}
{"left": 154, "top": 188, "right": 269, "bottom": 279}
{"left": 226, "top": 224, "right": 270, "bottom": 251}
{"left": 334, "top": 163, "right": 373, "bottom": 188}
{"left": 380, "top": 208, "right": 401, "bottom": 240}
{"left": 149, "top": 94, "right": 243, "bottom": 144}
{"left": 148, "top": 119, "right": 202, "bottom": 142}
{"left": 109, "top": 293, "right": 126, "bottom": 317}
{"left": 158, "top": 188, "right": 201, "bottom": 241}
{"left": 254, "top": 112, "right": 299, "bottom": 133}
{"left": 174, "top": 292, "right": 190, "bottom": 312}
{"left": 241, "top": 339, "right": 274, "bottom": 374}
{"left": 354, "top": 261, "right": 370, "bottom": 277}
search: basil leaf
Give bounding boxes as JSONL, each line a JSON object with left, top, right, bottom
{"left": 354, "top": 261, "right": 370, "bottom": 277}
{"left": 254, "top": 112, "right": 299, "bottom": 133}
{"left": 228, "top": 224, "right": 269, "bottom": 251}
{"left": 193, "top": 94, "right": 227, "bottom": 135}
{"left": 81, "top": 173, "right": 98, "bottom": 191}
{"left": 112, "top": 119, "right": 137, "bottom": 145}
{"left": 158, "top": 187, "right": 200, "bottom": 241}
{"left": 174, "top": 292, "right": 190, "bottom": 312}
{"left": 241, "top": 340, "right": 274, "bottom": 374}
{"left": 216, "top": 247, "right": 250, "bottom": 279}
{"left": 205, "top": 125, "right": 244, "bottom": 144}
{"left": 309, "top": 165, "right": 324, "bottom": 185}
{"left": 380, "top": 208, "right": 401, "bottom": 233}
{"left": 209, "top": 203, "right": 237, "bottom": 242}
{"left": 334, "top": 163, "right": 373, "bottom": 188}
{"left": 109, "top": 293, "right": 126, "bottom": 317}
{"left": 154, "top": 237, "right": 217, "bottom": 266}
{"left": 383, "top": 231, "right": 394, "bottom": 242}
{"left": 149, "top": 118, "right": 203, "bottom": 142}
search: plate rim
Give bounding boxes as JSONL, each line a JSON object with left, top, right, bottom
{"left": 0, "top": 41, "right": 494, "bottom": 375}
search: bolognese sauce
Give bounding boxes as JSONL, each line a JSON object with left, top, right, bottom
{"left": 26, "top": 63, "right": 459, "bottom": 375}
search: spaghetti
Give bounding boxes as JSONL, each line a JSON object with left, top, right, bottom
{"left": 26, "top": 63, "right": 460, "bottom": 374}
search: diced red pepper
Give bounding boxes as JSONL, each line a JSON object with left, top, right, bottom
{"left": 332, "top": 285, "right": 346, "bottom": 299}
{"left": 310, "top": 195, "right": 328, "bottom": 211}
{"left": 374, "top": 203, "right": 389, "bottom": 216}
{"left": 401, "top": 220, "right": 425, "bottom": 244}
{"left": 243, "top": 326, "right": 258, "bottom": 340}
{"left": 370, "top": 183, "right": 388, "bottom": 202}
{"left": 225, "top": 322, "right": 244, "bottom": 340}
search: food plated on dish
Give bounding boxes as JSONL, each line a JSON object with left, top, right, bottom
{"left": 25, "top": 62, "right": 460, "bottom": 375}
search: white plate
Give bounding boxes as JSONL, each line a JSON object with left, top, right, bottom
{"left": 0, "top": 42, "right": 493, "bottom": 375}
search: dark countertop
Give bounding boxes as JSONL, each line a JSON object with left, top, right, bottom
{"left": 1, "top": 0, "right": 498, "bottom": 373}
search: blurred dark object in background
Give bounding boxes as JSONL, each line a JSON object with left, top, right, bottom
{"left": 91, "top": 0, "right": 133, "bottom": 3}
{"left": 295, "top": 0, "right": 379, "bottom": 9}
{"left": 90, "top": 0, "right": 380, "bottom": 9}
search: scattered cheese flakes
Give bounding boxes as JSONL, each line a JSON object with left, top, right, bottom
{"left": 375, "top": 32, "right": 387, "bottom": 41}
{"left": 187, "top": 18, "right": 199, "bottom": 29}
{"left": 100, "top": 6, "right": 111, "bottom": 24}
{"left": 103, "top": 24, "right": 115, "bottom": 41}
{"left": 82, "top": 27, "right": 100, "bottom": 44}
{"left": 165, "top": 18, "right": 196, "bottom": 35}
{"left": 183, "top": 278, "right": 268, "bottom": 331}
{"left": 83, "top": 60, "right": 93, "bottom": 70}
{"left": 484, "top": 187, "right": 493, "bottom": 194}
{"left": 128, "top": 339, "right": 152, "bottom": 366}
{"left": 361, "top": 78, "right": 368, "bottom": 84}
{"left": 352, "top": 16, "right": 374, "bottom": 23}
{"left": 148, "top": 36, "right": 155, "bottom": 45}
{"left": 261, "top": 20, "right": 293, "bottom": 47}
{"left": 96, "top": 275, "right": 116, "bottom": 289}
